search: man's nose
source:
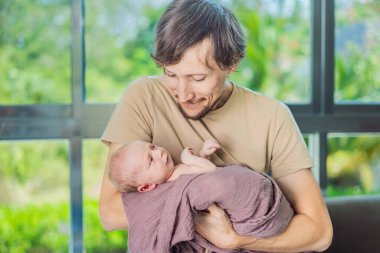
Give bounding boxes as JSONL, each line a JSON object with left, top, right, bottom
{"left": 177, "top": 80, "right": 193, "bottom": 102}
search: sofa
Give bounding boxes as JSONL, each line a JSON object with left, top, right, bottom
{"left": 323, "top": 195, "right": 380, "bottom": 252}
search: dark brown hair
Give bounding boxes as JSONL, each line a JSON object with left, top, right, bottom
{"left": 152, "top": 0, "right": 246, "bottom": 70}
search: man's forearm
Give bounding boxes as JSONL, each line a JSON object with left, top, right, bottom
{"left": 99, "top": 143, "right": 129, "bottom": 231}
{"left": 235, "top": 213, "right": 332, "bottom": 252}
{"left": 194, "top": 170, "right": 333, "bottom": 252}
{"left": 235, "top": 170, "right": 333, "bottom": 252}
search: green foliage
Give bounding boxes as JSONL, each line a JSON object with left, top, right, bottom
{"left": 327, "top": 185, "right": 380, "bottom": 197}
{"left": 0, "top": 0, "right": 379, "bottom": 250}
{"left": 0, "top": 141, "right": 68, "bottom": 184}
{"left": 0, "top": 200, "right": 127, "bottom": 253}
{"left": 84, "top": 200, "right": 127, "bottom": 253}
{"left": 327, "top": 135, "right": 380, "bottom": 196}
{"left": 0, "top": 0, "right": 71, "bottom": 104}
{"left": 0, "top": 203, "right": 69, "bottom": 253}
{"left": 85, "top": 0, "right": 164, "bottom": 102}
{"left": 334, "top": 0, "right": 380, "bottom": 101}
{"left": 0, "top": 141, "right": 69, "bottom": 206}
{"left": 229, "top": 0, "right": 310, "bottom": 102}
{"left": 2, "top": 0, "right": 378, "bottom": 103}
{"left": 335, "top": 42, "right": 380, "bottom": 102}
{"left": 0, "top": 140, "right": 128, "bottom": 251}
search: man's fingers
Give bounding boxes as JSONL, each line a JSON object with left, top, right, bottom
{"left": 207, "top": 203, "right": 220, "bottom": 212}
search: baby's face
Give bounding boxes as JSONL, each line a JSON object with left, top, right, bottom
{"left": 126, "top": 141, "right": 175, "bottom": 185}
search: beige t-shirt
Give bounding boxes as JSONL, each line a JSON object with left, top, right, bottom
{"left": 102, "top": 76, "right": 313, "bottom": 179}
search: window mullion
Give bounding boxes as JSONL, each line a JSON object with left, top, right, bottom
{"left": 70, "top": 0, "right": 85, "bottom": 251}
{"left": 321, "top": 0, "right": 335, "bottom": 114}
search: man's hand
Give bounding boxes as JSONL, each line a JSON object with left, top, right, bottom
{"left": 199, "top": 139, "right": 220, "bottom": 159}
{"left": 194, "top": 204, "right": 241, "bottom": 250}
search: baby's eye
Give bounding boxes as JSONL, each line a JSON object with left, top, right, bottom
{"left": 151, "top": 144, "right": 157, "bottom": 150}
{"left": 149, "top": 156, "right": 154, "bottom": 165}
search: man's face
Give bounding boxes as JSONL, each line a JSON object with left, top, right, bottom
{"left": 163, "top": 39, "right": 232, "bottom": 120}
{"left": 126, "top": 141, "right": 175, "bottom": 185}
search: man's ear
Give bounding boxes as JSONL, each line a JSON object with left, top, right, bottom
{"left": 228, "top": 64, "right": 238, "bottom": 74}
{"left": 137, "top": 183, "right": 157, "bottom": 192}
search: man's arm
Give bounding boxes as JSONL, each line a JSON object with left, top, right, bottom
{"left": 194, "top": 169, "right": 333, "bottom": 252}
{"left": 99, "top": 143, "right": 129, "bottom": 231}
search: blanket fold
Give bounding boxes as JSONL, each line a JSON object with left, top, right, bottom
{"left": 122, "top": 165, "right": 293, "bottom": 253}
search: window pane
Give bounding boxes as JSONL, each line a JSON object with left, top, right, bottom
{"left": 327, "top": 133, "right": 380, "bottom": 197}
{"left": 335, "top": 0, "right": 380, "bottom": 102}
{"left": 85, "top": 0, "right": 170, "bottom": 103}
{"left": 85, "top": 0, "right": 311, "bottom": 103}
{"left": 0, "top": 1, "right": 71, "bottom": 104}
{"left": 83, "top": 140, "right": 127, "bottom": 252}
{"left": 225, "top": 0, "right": 311, "bottom": 103}
{"left": 0, "top": 140, "right": 70, "bottom": 252}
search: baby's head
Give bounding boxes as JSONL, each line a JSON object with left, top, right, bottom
{"left": 108, "top": 140, "right": 175, "bottom": 193}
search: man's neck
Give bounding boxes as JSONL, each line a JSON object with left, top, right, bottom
{"left": 210, "top": 81, "right": 234, "bottom": 111}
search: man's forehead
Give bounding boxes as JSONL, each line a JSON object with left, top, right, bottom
{"left": 166, "top": 38, "right": 219, "bottom": 73}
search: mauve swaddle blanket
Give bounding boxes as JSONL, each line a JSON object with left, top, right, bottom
{"left": 122, "top": 165, "right": 294, "bottom": 253}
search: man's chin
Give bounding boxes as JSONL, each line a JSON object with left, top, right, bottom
{"left": 178, "top": 105, "right": 210, "bottom": 120}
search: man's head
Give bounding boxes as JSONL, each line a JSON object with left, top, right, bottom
{"left": 108, "top": 141, "right": 175, "bottom": 193}
{"left": 153, "top": 0, "right": 246, "bottom": 70}
{"left": 152, "top": 0, "right": 246, "bottom": 120}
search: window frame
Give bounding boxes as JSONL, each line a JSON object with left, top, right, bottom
{"left": 0, "top": 0, "right": 379, "bottom": 252}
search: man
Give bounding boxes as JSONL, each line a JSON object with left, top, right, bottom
{"left": 99, "top": 0, "right": 333, "bottom": 252}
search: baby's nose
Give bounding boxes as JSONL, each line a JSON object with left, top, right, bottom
{"left": 154, "top": 149, "right": 163, "bottom": 158}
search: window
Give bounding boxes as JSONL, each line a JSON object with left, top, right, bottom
{"left": 1, "top": 0, "right": 379, "bottom": 251}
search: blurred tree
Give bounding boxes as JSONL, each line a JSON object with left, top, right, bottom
{"left": 228, "top": 0, "right": 311, "bottom": 103}
{"left": 335, "top": 0, "right": 380, "bottom": 102}
{"left": 85, "top": 0, "right": 166, "bottom": 103}
{"left": 0, "top": 0, "right": 71, "bottom": 104}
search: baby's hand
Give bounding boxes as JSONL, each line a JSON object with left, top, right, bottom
{"left": 181, "top": 147, "right": 197, "bottom": 165}
{"left": 199, "top": 139, "right": 220, "bottom": 158}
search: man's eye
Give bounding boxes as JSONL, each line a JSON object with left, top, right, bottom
{"left": 192, "top": 76, "right": 205, "bottom": 82}
{"left": 165, "top": 72, "right": 176, "bottom": 78}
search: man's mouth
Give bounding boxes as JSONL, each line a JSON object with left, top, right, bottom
{"left": 180, "top": 98, "right": 204, "bottom": 108}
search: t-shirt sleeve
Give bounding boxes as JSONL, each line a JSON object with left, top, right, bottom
{"left": 101, "top": 78, "right": 154, "bottom": 146}
{"left": 270, "top": 102, "right": 313, "bottom": 179}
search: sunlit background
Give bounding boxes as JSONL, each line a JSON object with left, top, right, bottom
{"left": 0, "top": 0, "right": 379, "bottom": 252}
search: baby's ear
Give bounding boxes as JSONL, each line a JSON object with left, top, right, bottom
{"left": 137, "top": 184, "right": 157, "bottom": 192}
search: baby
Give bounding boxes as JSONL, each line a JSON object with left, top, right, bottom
{"left": 108, "top": 140, "right": 295, "bottom": 252}
{"left": 108, "top": 139, "right": 220, "bottom": 193}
